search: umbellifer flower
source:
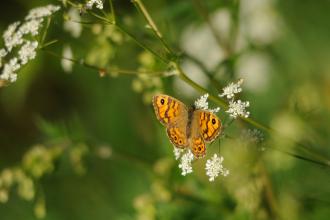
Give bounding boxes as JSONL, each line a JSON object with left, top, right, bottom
{"left": 205, "top": 154, "right": 229, "bottom": 182}
{"left": 86, "top": 0, "right": 104, "bottom": 10}
{"left": 194, "top": 93, "right": 209, "bottom": 110}
{"left": 219, "top": 79, "right": 244, "bottom": 99}
{"left": 178, "top": 150, "right": 194, "bottom": 176}
{"left": 226, "top": 99, "right": 250, "bottom": 118}
{"left": 0, "top": 4, "right": 60, "bottom": 84}
{"left": 18, "top": 41, "right": 38, "bottom": 65}
{"left": 173, "top": 147, "right": 184, "bottom": 160}
{"left": 194, "top": 93, "right": 220, "bottom": 113}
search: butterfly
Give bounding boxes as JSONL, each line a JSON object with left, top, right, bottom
{"left": 152, "top": 94, "right": 222, "bottom": 158}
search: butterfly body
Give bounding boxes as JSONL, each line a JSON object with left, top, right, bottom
{"left": 152, "top": 94, "right": 222, "bottom": 158}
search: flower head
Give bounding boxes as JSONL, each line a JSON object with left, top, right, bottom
{"left": 226, "top": 99, "right": 250, "bottom": 118}
{"left": 194, "top": 93, "right": 209, "bottom": 110}
{"left": 86, "top": 0, "right": 104, "bottom": 10}
{"left": 18, "top": 41, "right": 38, "bottom": 65}
{"left": 173, "top": 147, "right": 184, "bottom": 160}
{"left": 3, "top": 22, "right": 23, "bottom": 52}
{"left": 0, "top": 4, "right": 60, "bottom": 84}
{"left": 25, "top": 5, "right": 60, "bottom": 20}
{"left": 0, "top": 58, "right": 21, "bottom": 82}
{"left": 178, "top": 150, "right": 194, "bottom": 176}
{"left": 19, "top": 19, "right": 43, "bottom": 36}
{"left": 205, "top": 154, "right": 229, "bottom": 182}
{"left": 219, "top": 79, "right": 244, "bottom": 99}
{"left": 194, "top": 93, "right": 220, "bottom": 113}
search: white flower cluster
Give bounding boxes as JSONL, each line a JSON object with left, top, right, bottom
{"left": 219, "top": 79, "right": 244, "bottom": 99}
{"left": 194, "top": 93, "right": 220, "bottom": 113}
{"left": 173, "top": 148, "right": 229, "bottom": 182}
{"left": 0, "top": 4, "right": 60, "bottom": 84}
{"left": 177, "top": 149, "right": 194, "bottom": 176}
{"left": 86, "top": 0, "right": 104, "bottom": 10}
{"left": 227, "top": 100, "right": 250, "bottom": 118}
{"left": 173, "top": 147, "right": 184, "bottom": 160}
{"left": 219, "top": 79, "right": 250, "bottom": 118}
{"left": 205, "top": 154, "right": 229, "bottom": 182}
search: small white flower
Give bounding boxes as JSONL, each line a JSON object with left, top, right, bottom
{"left": 205, "top": 154, "right": 229, "bottom": 182}
{"left": 3, "top": 22, "right": 20, "bottom": 40}
{"left": 18, "top": 41, "right": 38, "bottom": 64}
{"left": 86, "top": 0, "right": 104, "bottom": 10}
{"left": 25, "top": 5, "right": 61, "bottom": 20}
{"left": 226, "top": 99, "right": 250, "bottom": 118}
{"left": 61, "top": 45, "right": 73, "bottom": 73}
{"left": 64, "top": 8, "right": 82, "bottom": 38}
{"left": 194, "top": 93, "right": 220, "bottom": 113}
{"left": 1, "top": 58, "right": 21, "bottom": 82}
{"left": 219, "top": 79, "right": 244, "bottom": 99}
{"left": 19, "top": 18, "right": 44, "bottom": 36}
{"left": 173, "top": 147, "right": 184, "bottom": 160}
{"left": 209, "top": 107, "right": 220, "bottom": 113}
{"left": 194, "top": 93, "right": 209, "bottom": 110}
{"left": 3, "top": 22, "right": 23, "bottom": 52}
{"left": 178, "top": 150, "right": 194, "bottom": 176}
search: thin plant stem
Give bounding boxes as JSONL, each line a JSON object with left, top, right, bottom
{"left": 115, "top": 24, "right": 169, "bottom": 64}
{"left": 40, "top": 17, "right": 52, "bottom": 46}
{"left": 132, "top": 0, "right": 174, "bottom": 55}
{"left": 41, "top": 49, "right": 166, "bottom": 77}
{"left": 108, "top": 0, "right": 116, "bottom": 24}
{"left": 40, "top": 39, "right": 59, "bottom": 49}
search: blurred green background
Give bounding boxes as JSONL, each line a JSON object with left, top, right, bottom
{"left": 1, "top": 0, "right": 330, "bottom": 219}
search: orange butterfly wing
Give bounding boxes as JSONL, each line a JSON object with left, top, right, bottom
{"left": 189, "top": 110, "right": 222, "bottom": 158}
{"left": 197, "top": 110, "right": 222, "bottom": 142}
{"left": 153, "top": 94, "right": 189, "bottom": 148}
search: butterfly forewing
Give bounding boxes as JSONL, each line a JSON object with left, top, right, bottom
{"left": 196, "top": 110, "right": 222, "bottom": 143}
{"left": 152, "top": 95, "right": 188, "bottom": 125}
{"left": 153, "top": 94, "right": 189, "bottom": 148}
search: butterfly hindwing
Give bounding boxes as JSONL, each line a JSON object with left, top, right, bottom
{"left": 189, "top": 111, "right": 207, "bottom": 158}
{"left": 190, "top": 135, "right": 206, "bottom": 158}
{"left": 167, "top": 126, "right": 189, "bottom": 148}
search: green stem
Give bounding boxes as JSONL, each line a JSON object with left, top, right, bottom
{"left": 115, "top": 24, "right": 169, "bottom": 64}
{"left": 41, "top": 49, "right": 166, "bottom": 77}
{"left": 40, "top": 17, "right": 52, "bottom": 46}
{"left": 40, "top": 39, "right": 59, "bottom": 49}
{"left": 108, "top": 0, "right": 116, "bottom": 24}
{"left": 132, "top": 0, "right": 174, "bottom": 55}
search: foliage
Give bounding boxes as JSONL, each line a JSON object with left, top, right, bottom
{"left": 0, "top": 0, "right": 330, "bottom": 219}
